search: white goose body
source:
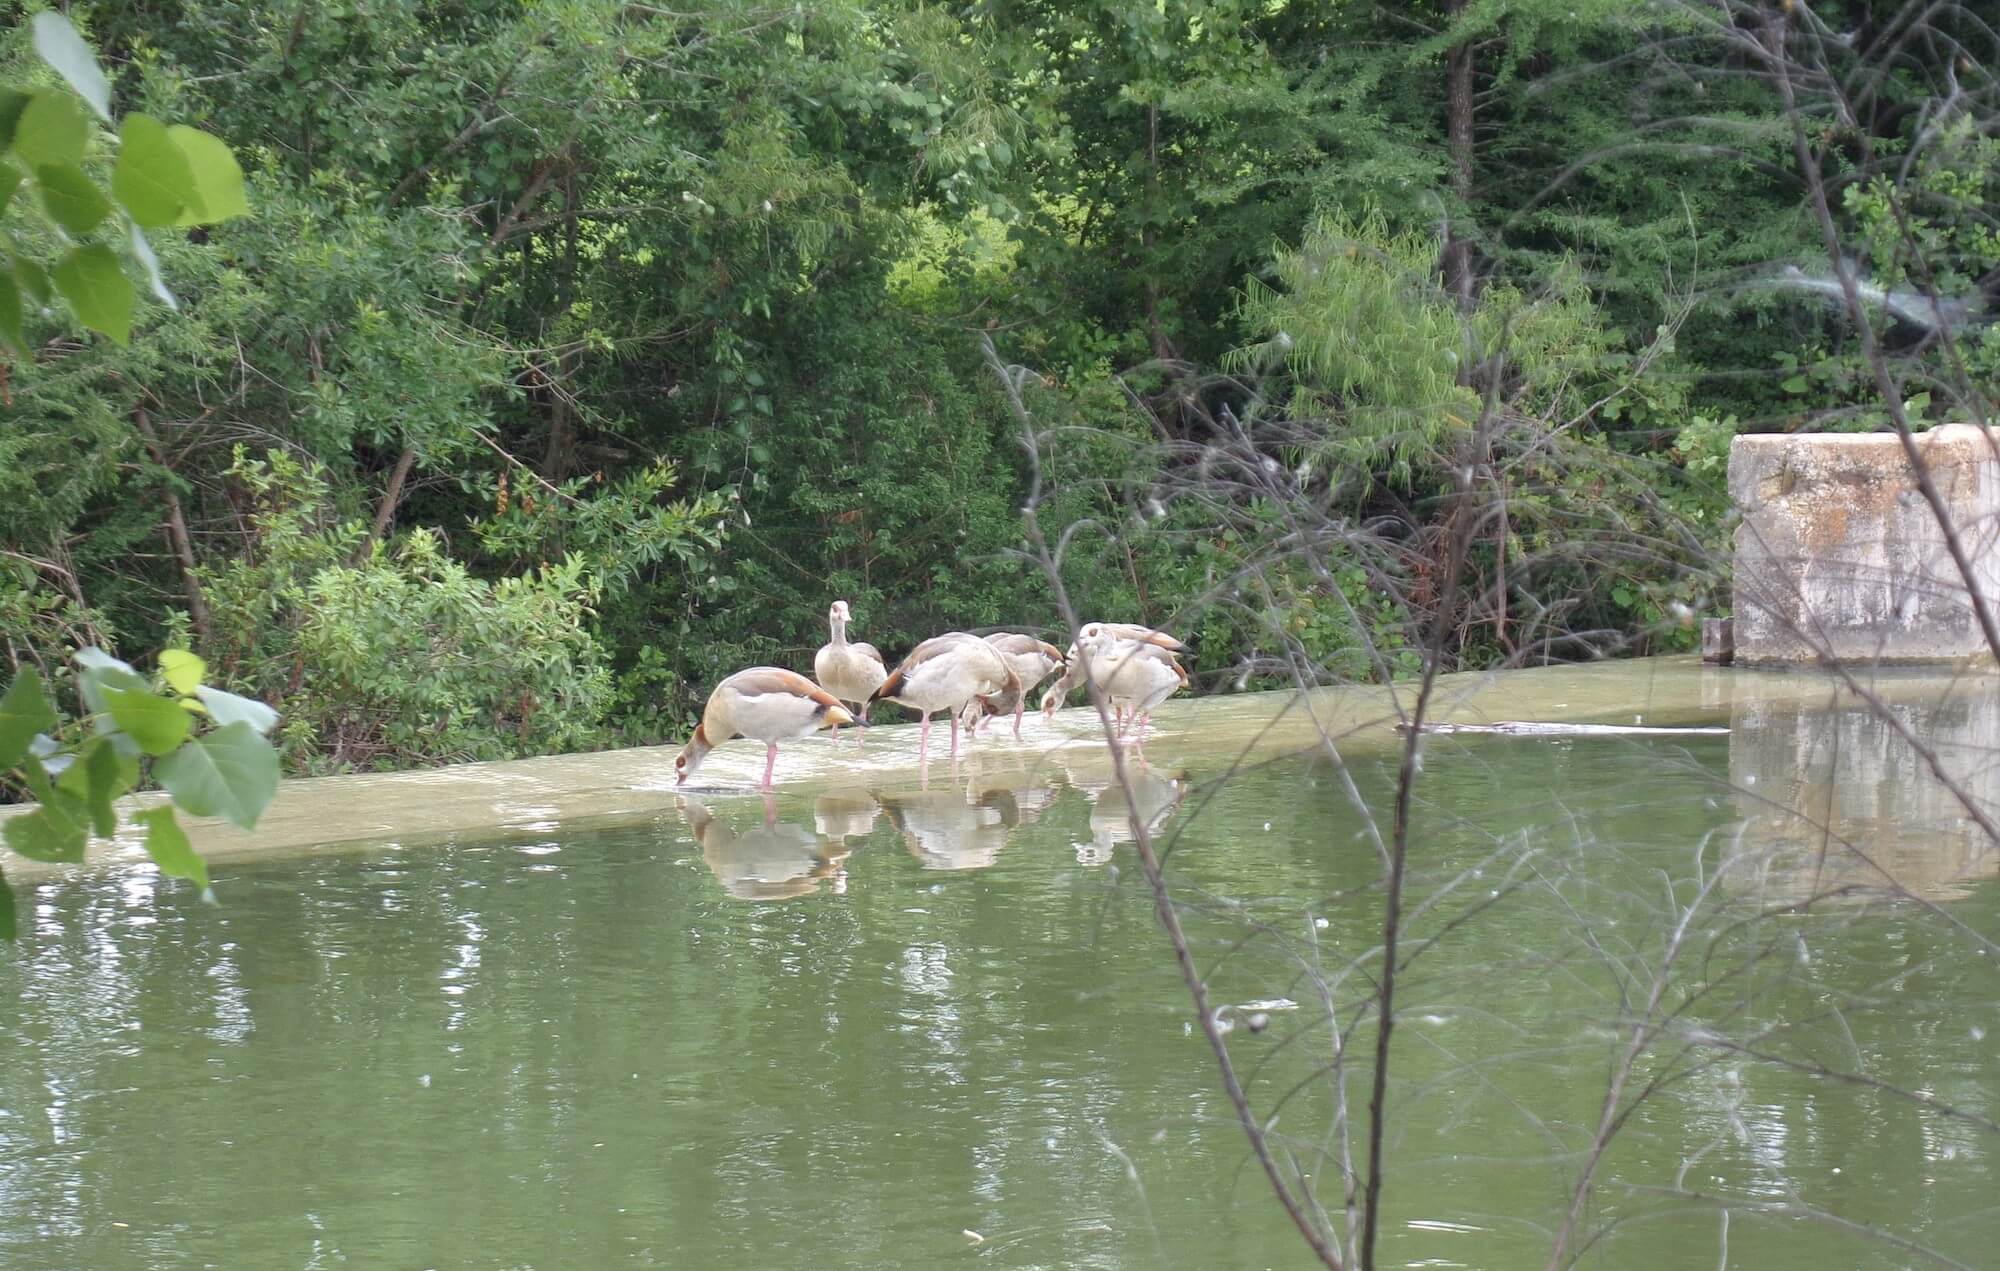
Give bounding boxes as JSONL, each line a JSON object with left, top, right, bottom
{"left": 1040, "top": 622, "right": 1187, "bottom": 737}
{"left": 813, "top": 600, "right": 887, "bottom": 735}
{"left": 870, "top": 632, "right": 1020, "bottom": 763}
{"left": 961, "top": 633, "right": 1067, "bottom": 737}
{"left": 676, "top": 667, "right": 854, "bottom": 790}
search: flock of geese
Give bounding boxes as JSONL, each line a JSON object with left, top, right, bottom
{"left": 674, "top": 602, "right": 1190, "bottom": 790}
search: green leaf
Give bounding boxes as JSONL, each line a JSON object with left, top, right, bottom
{"left": 138, "top": 807, "right": 208, "bottom": 889}
{"left": 155, "top": 722, "right": 279, "bottom": 830}
{"left": 0, "top": 168, "right": 20, "bottom": 218}
{"left": 1780, "top": 375, "right": 1809, "bottom": 394}
{"left": 128, "top": 223, "right": 177, "bottom": 311}
{"left": 31, "top": 12, "right": 113, "bottom": 123}
{"left": 192, "top": 685, "right": 280, "bottom": 735}
{"left": 113, "top": 114, "right": 194, "bottom": 226}
{"left": 35, "top": 163, "right": 111, "bottom": 234}
{"left": 0, "top": 90, "right": 29, "bottom": 151}
{"left": 10, "top": 92, "right": 88, "bottom": 168}
{"left": 57, "top": 737, "right": 131, "bottom": 838}
{"left": 158, "top": 649, "right": 205, "bottom": 697}
{"left": 50, "top": 244, "right": 133, "bottom": 345}
{"left": 3, "top": 801, "right": 88, "bottom": 863}
{"left": 100, "top": 683, "right": 192, "bottom": 756}
{"left": 0, "top": 671, "right": 58, "bottom": 770}
{"left": 167, "top": 126, "right": 248, "bottom": 224}
{"left": 15, "top": 258, "right": 51, "bottom": 304}
{"left": 0, "top": 271, "right": 22, "bottom": 357}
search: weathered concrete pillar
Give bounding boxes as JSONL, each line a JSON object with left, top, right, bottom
{"left": 1728, "top": 425, "right": 2000, "bottom": 664}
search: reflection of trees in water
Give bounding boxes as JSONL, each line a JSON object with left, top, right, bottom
{"left": 679, "top": 797, "right": 850, "bottom": 901}
{"left": 1732, "top": 692, "right": 2000, "bottom": 902}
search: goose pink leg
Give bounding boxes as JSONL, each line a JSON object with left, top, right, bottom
{"left": 918, "top": 713, "right": 932, "bottom": 765}
{"left": 760, "top": 742, "right": 779, "bottom": 791}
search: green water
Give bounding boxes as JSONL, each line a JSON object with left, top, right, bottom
{"left": 3, "top": 695, "right": 1997, "bottom": 1268}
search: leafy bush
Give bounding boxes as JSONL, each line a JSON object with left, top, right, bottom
{"left": 197, "top": 450, "right": 612, "bottom": 772}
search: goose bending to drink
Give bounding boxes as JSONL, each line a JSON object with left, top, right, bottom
{"left": 675, "top": 668, "right": 855, "bottom": 791}
{"left": 1041, "top": 625, "right": 1187, "bottom": 743}
{"left": 869, "top": 633, "right": 1020, "bottom": 765}
{"left": 959, "top": 633, "right": 1066, "bottom": 739}
{"left": 814, "top": 599, "right": 887, "bottom": 742}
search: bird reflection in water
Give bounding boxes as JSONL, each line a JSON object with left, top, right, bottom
{"left": 1079, "top": 762, "right": 1188, "bottom": 866}
{"left": 877, "top": 786, "right": 1013, "bottom": 871}
{"left": 679, "top": 795, "right": 852, "bottom": 901}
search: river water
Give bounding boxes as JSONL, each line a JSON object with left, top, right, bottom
{"left": 1, "top": 674, "right": 1996, "bottom": 1268}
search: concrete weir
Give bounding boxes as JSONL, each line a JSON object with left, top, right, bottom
{"left": 1729, "top": 424, "right": 2000, "bottom": 665}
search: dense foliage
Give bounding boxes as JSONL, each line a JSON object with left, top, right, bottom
{"left": 2, "top": 0, "right": 1992, "bottom": 776}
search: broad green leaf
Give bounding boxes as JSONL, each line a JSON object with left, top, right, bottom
{"left": 113, "top": 114, "right": 194, "bottom": 226}
{"left": 0, "top": 670, "right": 58, "bottom": 770}
{"left": 0, "top": 168, "right": 20, "bottom": 218}
{"left": 35, "top": 163, "right": 111, "bottom": 234}
{"left": 128, "top": 223, "right": 177, "bottom": 311}
{"left": 193, "top": 685, "right": 280, "bottom": 735}
{"left": 11, "top": 92, "right": 88, "bottom": 168}
{"left": 167, "top": 126, "right": 248, "bottom": 223}
{"left": 3, "top": 801, "right": 89, "bottom": 863}
{"left": 0, "top": 865, "right": 15, "bottom": 942}
{"left": 155, "top": 722, "right": 279, "bottom": 830}
{"left": 158, "top": 649, "right": 205, "bottom": 697}
{"left": 57, "top": 737, "right": 131, "bottom": 838}
{"left": 0, "top": 272, "right": 21, "bottom": 357}
{"left": 50, "top": 244, "right": 133, "bottom": 345}
{"left": 15, "top": 258, "right": 51, "bottom": 304}
{"left": 100, "top": 683, "right": 192, "bottom": 756}
{"left": 1780, "top": 375, "right": 1809, "bottom": 394}
{"left": 30, "top": 13, "right": 113, "bottom": 123}
{"left": 76, "top": 651, "right": 147, "bottom": 718}
{"left": 139, "top": 807, "right": 208, "bottom": 889}
{"left": 0, "top": 90, "right": 29, "bottom": 151}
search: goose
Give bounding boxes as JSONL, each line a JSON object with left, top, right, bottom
{"left": 675, "top": 667, "right": 855, "bottom": 791}
{"left": 813, "top": 599, "right": 887, "bottom": 743}
{"left": 1039, "top": 621, "right": 1183, "bottom": 730}
{"left": 958, "top": 632, "right": 1066, "bottom": 739}
{"left": 868, "top": 632, "right": 1020, "bottom": 765}
{"left": 1041, "top": 627, "right": 1187, "bottom": 745}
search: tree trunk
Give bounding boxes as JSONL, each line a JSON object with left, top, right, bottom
{"left": 133, "top": 409, "right": 214, "bottom": 645}
{"left": 358, "top": 446, "right": 418, "bottom": 560}
{"left": 1443, "top": 1, "right": 1477, "bottom": 323}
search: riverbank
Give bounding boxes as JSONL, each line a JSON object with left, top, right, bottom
{"left": 3, "top": 657, "right": 1986, "bottom": 882}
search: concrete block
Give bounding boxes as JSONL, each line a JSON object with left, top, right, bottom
{"left": 1728, "top": 425, "right": 2000, "bottom": 664}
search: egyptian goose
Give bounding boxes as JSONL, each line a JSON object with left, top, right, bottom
{"left": 868, "top": 632, "right": 1020, "bottom": 764}
{"left": 675, "top": 667, "right": 855, "bottom": 790}
{"left": 1041, "top": 624, "right": 1187, "bottom": 744}
{"left": 813, "top": 600, "right": 888, "bottom": 742}
{"left": 958, "top": 632, "right": 1066, "bottom": 739}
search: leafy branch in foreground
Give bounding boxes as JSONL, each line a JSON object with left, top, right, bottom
{"left": 0, "top": 648, "right": 280, "bottom": 939}
{"left": 1, "top": 11, "right": 247, "bottom": 350}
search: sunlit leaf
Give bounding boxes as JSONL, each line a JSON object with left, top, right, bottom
{"left": 35, "top": 162, "right": 111, "bottom": 234}
{"left": 0, "top": 670, "right": 58, "bottom": 770}
{"left": 138, "top": 807, "right": 208, "bottom": 889}
{"left": 50, "top": 244, "right": 133, "bottom": 345}
{"left": 158, "top": 649, "right": 205, "bottom": 697}
{"left": 100, "top": 684, "right": 192, "bottom": 756}
{"left": 192, "top": 685, "right": 280, "bottom": 735}
{"left": 30, "top": 12, "right": 113, "bottom": 123}
{"left": 74, "top": 647, "right": 137, "bottom": 676}
{"left": 128, "top": 222, "right": 177, "bottom": 310}
{"left": 155, "top": 722, "right": 279, "bottom": 830}
{"left": 167, "top": 126, "right": 248, "bottom": 224}
{"left": 10, "top": 92, "right": 88, "bottom": 168}
{"left": 113, "top": 114, "right": 194, "bottom": 226}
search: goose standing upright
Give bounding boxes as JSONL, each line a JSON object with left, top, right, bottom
{"left": 869, "top": 632, "right": 1020, "bottom": 765}
{"left": 813, "top": 600, "right": 887, "bottom": 743}
{"left": 676, "top": 668, "right": 855, "bottom": 791}
{"left": 959, "top": 632, "right": 1066, "bottom": 739}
